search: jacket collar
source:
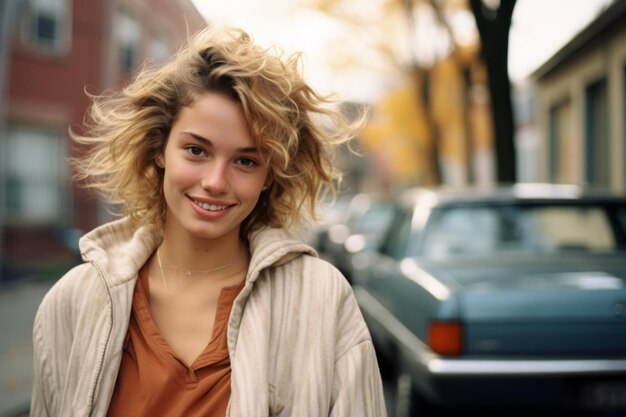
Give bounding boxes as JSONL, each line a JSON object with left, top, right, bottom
{"left": 79, "top": 217, "right": 161, "bottom": 287}
{"left": 247, "top": 226, "right": 317, "bottom": 283}
{"left": 78, "top": 217, "right": 317, "bottom": 287}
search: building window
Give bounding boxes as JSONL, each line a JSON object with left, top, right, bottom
{"left": 4, "top": 125, "right": 67, "bottom": 224}
{"left": 548, "top": 99, "right": 576, "bottom": 184}
{"left": 27, "top": 0, "right": 71, "bottom": 53}
{"left": 117, "top": 11, "right": 141, "bottom": 74}
{"left": 585, "top": 77, "right": 609, "bottom": 187}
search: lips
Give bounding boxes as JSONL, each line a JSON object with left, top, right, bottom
{"left": 188, "top": 196, "right": 235, "bottom": 218}
{"left": 191, "top": 199, "right": 229, "bottom": 211}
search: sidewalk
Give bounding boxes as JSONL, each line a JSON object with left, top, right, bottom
{"left": 0, "top": 280, "right": 53, "bottom": 417}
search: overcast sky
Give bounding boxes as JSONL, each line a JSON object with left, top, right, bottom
{"left": 191, "top": 0, "right": 615, "bottom": 101}
{"left": 508, "top": 0, "right": 614, "bottom": 81}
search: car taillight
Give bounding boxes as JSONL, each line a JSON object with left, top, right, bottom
{"left": 428, "top": 321, "right": 463, "bottom": 355}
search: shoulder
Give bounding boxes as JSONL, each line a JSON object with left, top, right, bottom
{"left": 266, "top": 254, "right": 364, "bottom": 325}
{"left": 263, "top": 253, "right": 374, "bottom": 353}
{"left": 35, "top": 262, "right": 108, "bottom": 327}
{"left": 271, "top": 253, "right": 351, "bottom": 292}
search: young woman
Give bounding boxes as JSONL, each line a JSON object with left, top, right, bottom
{"left": 30, "top": 27, "right": 387, "bottom": 417}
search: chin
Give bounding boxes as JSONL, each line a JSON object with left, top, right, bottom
{"left": 187, "top": 223, "right": 239, "bottom": 240}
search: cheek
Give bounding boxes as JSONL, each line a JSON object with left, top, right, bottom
{"left": 246, "top": 176, "right": 269, "bottom": 198}
{"left": 161, "top": 174, "right": 176, "bottom": 206}
{"left": 164, "top": 165, "right": 199, "bottom": 189}
{"left": 162, "top": 169, "right": 194, "bottom": 209}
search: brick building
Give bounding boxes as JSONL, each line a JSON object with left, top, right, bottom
{"left": 0, "top": 0, "right": 205, "bottom": 279}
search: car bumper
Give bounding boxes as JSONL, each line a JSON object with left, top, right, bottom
{"left": 354, "top": 287, "right": 626, "bottom": 409}
{"left": 428, "top": 357, "right": 626, "bottom": 376}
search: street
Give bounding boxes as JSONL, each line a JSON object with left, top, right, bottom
{"left": 0, "top": 280, "right": 51, "bottom": 417}
{"left": 379, "top": 369, "right": 626, "bottom": 417}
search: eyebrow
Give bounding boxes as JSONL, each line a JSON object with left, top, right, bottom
{"left": 182, "top": 131, "right": 259, "bottom": 154}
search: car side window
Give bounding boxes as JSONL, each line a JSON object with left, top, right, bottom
{"left": 379, "top": 208, "right": 412, "bottom": 260}
{"left": 613, "top": 205, "right": 626, "bottom": 246}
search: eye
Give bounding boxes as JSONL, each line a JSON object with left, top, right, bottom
{"left": 185, "top": 146, "right": 205, "bottom": 157}
{"left": 236, "top": 157, "right": 258, "bottom": 168}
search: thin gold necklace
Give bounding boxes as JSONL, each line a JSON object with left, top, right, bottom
{"left": 156, "top": 248, "right": 244, "bottom": 293}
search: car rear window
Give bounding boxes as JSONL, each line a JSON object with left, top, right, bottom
{"left": 420, "top": 203, "right": 621, "bottom": 259}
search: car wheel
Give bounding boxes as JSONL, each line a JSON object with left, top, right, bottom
{"left": 393, "top": 372, "right": 442, "bottom": 417}
{"left": 394, "top": 373, "right": 413, "bottom": 417}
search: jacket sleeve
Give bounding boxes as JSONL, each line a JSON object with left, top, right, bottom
{"left": 30, "top": 291, "right": 55, "bottom": 417}
{"left": 30, "top": 264, "right": 91, "bottom": 417}
{"left": 330, "top": 340, "right": 388, "bottom": 417}
{"left": 327, "top": 270, "right": 388, "bottom": 417}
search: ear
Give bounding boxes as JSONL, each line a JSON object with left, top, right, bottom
{"left": 155, "top": 155, "right": 165, "bottom": 168}
{"left": 263, "top": 170, "right": 274, "bottom": 191}
{"left": 262, "top": 176, "right": 272, "bottom": 191}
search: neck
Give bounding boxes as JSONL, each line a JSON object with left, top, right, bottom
{"left": 159, "top": 224, "right": 246, "bottom": 273}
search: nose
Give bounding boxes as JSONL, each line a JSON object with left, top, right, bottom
{"left": 200, "top": 160, "right": 229, "bottom": 194}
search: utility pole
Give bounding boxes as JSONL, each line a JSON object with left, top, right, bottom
{"left": 0, "top": 0, "right": 23, "bottom": 283}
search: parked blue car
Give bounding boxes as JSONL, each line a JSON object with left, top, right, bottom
{"left": 352, "top": 184, "right": 626, "bottom": 415}
{"left": 315, "top": 192, "right": 396, "bottom": 283}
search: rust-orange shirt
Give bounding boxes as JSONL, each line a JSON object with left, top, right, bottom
{"left": 107, "top": 265, "right": 243, "bottom": 417}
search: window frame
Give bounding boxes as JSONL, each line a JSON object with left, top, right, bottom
{"left": 22, "top": 0, "right": 72, "bottom": 55}
{"left": 3, "top": 124, "right": 69, "bottom": 226}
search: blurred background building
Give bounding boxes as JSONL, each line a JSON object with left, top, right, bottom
{"left": 0, "top": 0, "right": 624, "bottom": 282}
{"left": 0, "top": 0, "right": 204, "bottom": 283}
{"left": 533, "top": 0, "right": 626, "bottom": 193}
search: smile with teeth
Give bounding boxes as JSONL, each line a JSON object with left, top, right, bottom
{"left": 192, "top": 199, "right": 229, "bottom": 211}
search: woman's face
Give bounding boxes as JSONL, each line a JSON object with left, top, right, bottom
{"left": 160, "top": 92, "right": 268, "bottom": 242}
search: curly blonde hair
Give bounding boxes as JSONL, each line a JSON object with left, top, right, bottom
{"left": 72, "top": 26, "right": 363, "bottom": 236}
